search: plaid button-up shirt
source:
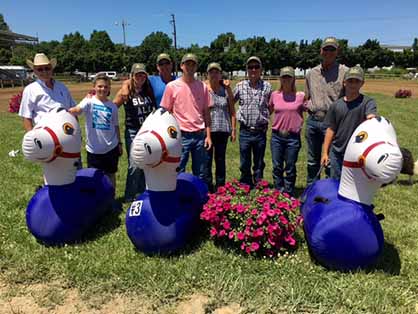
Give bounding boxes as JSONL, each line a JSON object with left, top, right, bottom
{"left": 234, "top": 79, "right": 272, "bottom": 128}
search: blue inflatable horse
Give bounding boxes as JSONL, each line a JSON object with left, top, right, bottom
{"left": 22, "top": 107, "right": 114, "bottom": 245}
{"left": 301, "top": 117, "right": 402, "bottom": 271}
{"left": 125, "top": 108, "right": 208, "bottom": 254}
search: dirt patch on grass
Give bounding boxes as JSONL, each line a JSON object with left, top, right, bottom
{"left": 0, "top": 281, "right": 243, "bottom": 314}
{"left": 362, "top": 79, "right": 418, "bottom": 97}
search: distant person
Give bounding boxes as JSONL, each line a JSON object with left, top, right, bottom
{"left": 113, "top": 63, "right": 156, "bottom": 202}
{"left": 19, "top": 53, "right": 76, "bottom": 131}
{"left": 305, "top": 37, "right": 348, "bottom": 184}
{"left": 69, "top": 74, "right": 122, "bottom": 189}
{"left": 234, "top": 56, "right": 272, "bottom": 187}
{"left": 269, "top": 66, "right": 307, "bottom": 196}
{"left": 160, "top": 53, "right": 212, "bottom": 180}
{"left": 321, "top": 66, "right": 377, "bottom": 180}
{"left": 203, "top": 62, "right": 236, "bottom": 192}
{"left": 148, "top": 53, "right": 177, "bottom": 106}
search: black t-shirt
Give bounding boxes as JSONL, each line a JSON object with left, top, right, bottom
{"left": 124, "top": 92, "right": 156, "bottom": 130}
{"left": 324, "top": 94, "right": 377, "bottom": 153}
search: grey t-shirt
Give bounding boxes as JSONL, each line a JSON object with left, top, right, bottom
{"left": 324, "top": 94, "right": 377, "bottom": 153}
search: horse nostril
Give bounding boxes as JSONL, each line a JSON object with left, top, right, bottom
{"left": 377, "top": 153, "right": 388, "bottom": 164}
{"left": 34, "top": 138, "right": 42, "bottom": 149}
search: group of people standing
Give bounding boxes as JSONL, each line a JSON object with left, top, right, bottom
{"left": 18, "top": 36, "right": 377, "bottom": 201}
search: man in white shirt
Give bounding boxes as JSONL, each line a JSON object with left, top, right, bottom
{"left": 19, "top": 53, "right": 76, "bottom": 131}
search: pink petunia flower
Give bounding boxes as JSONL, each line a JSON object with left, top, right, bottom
{"left": 210, "top": 228, "right": 218, "bottom": 237}
{"left": 237, "top": 232, "right": 245, "bottom": 240}
{"left": 250, "top": 242, "right": 260, "bottom": 251}
{"left": 223, "top": 220, "right": 231, "bottom": 230}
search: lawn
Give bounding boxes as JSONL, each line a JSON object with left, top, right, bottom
{"left": 0, "top": 82, "right": 417, "bottom": 313}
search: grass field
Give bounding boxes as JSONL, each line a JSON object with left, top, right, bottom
{"left": 0, "top": 80, "right": 417, "bottom": 313}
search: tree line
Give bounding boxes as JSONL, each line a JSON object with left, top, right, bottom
{"left": 1, "top": 15, "right": 417, "bottom": 74}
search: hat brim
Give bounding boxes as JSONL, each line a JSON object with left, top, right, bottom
{"left": 344, "top": 75, "right": 363, "bottom": 81}
{"left": 26, "top": 58, "right": 57, "bottom": 70}
{"left": 321, "top": 44, "right": 338, "bottom": 49}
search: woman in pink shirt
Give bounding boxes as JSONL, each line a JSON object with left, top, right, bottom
{"left": 269, "top": 66, "right": 306, "bottom": 196}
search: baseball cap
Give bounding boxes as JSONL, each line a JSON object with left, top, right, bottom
{"left": 246, "top": 56, "right": 262, "bottom": 66}
{"left": 130, "top": 63, "right": 148, "bottom": 75}
{"left": 344, "top": 66, "right": 365, "bottom": 81}
{"left": 279, "top": 66, "right": 295, "bottom": 78}
{"left": 321, "top": 37, "right": 339, "bottom": 49}
{"left": 181, "top": 53, "right": 198, "bottom": 64}
{"left": 156, "top": 53, "right": 171, "bottom": 63}
{"left": 207, "top": 62, "right": 222, "bottom": 72}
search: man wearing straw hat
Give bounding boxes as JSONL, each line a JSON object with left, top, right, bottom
{"left": 19, "top": 53, "right": 76, "bottom": 131}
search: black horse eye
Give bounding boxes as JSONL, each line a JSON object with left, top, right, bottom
{"left": 144, "top": 143, "right": 152, "bottom": 154}
{"left": 34, "top": 138, "right": 42, "bottom": 149}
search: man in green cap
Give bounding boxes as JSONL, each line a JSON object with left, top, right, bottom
{"left": 321, "top": 65, "right": 377, "bottom": 179}
{"left": 160, "top": 53, "right": 212, "bottom": 180}
{"left": 305, "top": 36, "right": 349, "bottom": 184}
{"left": 149, "top": 53, "right": 177, "bottom": 106}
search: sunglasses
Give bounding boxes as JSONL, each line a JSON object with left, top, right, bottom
{"left": 247, "top": 64, "right": 261, "bottom": 70}
{"left": 35, "top": 66, "right": 52, "bottom": 72}
{"left": 158, "top": 61, "right": 171, "bottom": 66}
{"left": 322, "top": 47, "right": 337, "bottom": 52}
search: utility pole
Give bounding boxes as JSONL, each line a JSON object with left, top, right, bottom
{"left": 170, "top": 14, "right": 177, "bottom": 74}
{"left": 115, "top": 19, "right": 129, "bottom": 48}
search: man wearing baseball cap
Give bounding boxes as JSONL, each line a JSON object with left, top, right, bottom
{"left": 160, "top": 53, "right": 212, "bottom": 180}
{"left": 233, "top": 56, "right": 272, "bottom": 187}
{"left": 321, "top": 65, "right": 377, "bottom": 179}
{"left": 304, "top": 36, "right": 349, "bottom": 184}
{"left": 19, "top": 53, "right": 76, "bottom": 131}
{"left": 148, "top": 53, "right": 177, "bottom": 106}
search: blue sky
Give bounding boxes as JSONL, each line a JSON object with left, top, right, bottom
{"left": 1, "top": 0, "right": 417, "bottom": 47}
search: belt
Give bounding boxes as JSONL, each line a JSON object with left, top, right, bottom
{"left": 181, "top": 129, "right": 204, "bottom": 135}
{"left": 308, "top": 109, "right": 327, "bottom": 120}
{"left": 272, "top": 129, "right": 299, "bottom": 137}
{"left": 240, "top": 124, "right": 267, "bottom": 132}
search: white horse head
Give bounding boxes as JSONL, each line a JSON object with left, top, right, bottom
{"left": 339, "top": 116, "right": 402, "bottom": 205}
{"left": 22, "top": 107, "right": 82, "bottom": 185}
{"left": 130, "top": 108, "right": 182, "bottom": 191}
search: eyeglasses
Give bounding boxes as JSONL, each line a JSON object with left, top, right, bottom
{"left": 158, "top": 61, "right": 171, "bottom": 66}
{"left": 35, "top": 66, "right": 52, "bottom": 72}
{"left": 322, "top": 47, "right": 337, "bottom": 52}
{"left": 247, "top": 64, "right": 261, "bottom": 70}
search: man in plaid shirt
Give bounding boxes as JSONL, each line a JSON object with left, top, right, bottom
{"left": 234, "top": 56, "right": 272, "bottom": 186}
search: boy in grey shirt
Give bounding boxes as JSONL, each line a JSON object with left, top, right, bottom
{"left": 321, "top": 66, "right": 377, "bottom": 180}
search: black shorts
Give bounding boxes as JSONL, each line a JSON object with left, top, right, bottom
{"left": 87, "top": 145, "right": 119, "bottom": 174}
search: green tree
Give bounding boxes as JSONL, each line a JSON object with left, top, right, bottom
{"left": 297, "top": 39, "right": 321, "bottom": 70}
{"left": 89, "top": 30, "right": 114, "bottom": 52}
{"left": 138, "top": 31, "right": 173, "bottom": 73}
{"left": 0, "top": 47, "right": 12, "bottom": 64}
{"left": 0, "top": 14, "right": 10, "bottom": 31}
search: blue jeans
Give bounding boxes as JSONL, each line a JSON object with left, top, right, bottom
{"left": 305, "top": 115, "right": 330, "bottom": 185}
{"left": 204, "top": 132, "right": 229, "bottom": 192}
{"left": 179, "top": 131, "right": 206, "bottom": 180}
{"left": 330, "top": 147, "right": 344, "bottom": 180}
{"left": 271, "top": 131, "right": 301, "bottom": 196}
{"left": 124, "top": 127, "right": 146, "bottom": 201}
{"left": 239, "top": 128, "right": 267, "bottom": 187}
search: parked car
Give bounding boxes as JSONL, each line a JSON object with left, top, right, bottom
{"left": 89, "top": 71, "right": 118, "bottom": 81}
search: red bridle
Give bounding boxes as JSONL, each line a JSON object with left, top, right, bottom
{"left": 138, "top": 130, "right": 180, "bottom": 168}
{"left": 342, "top": 141, "right": 387, "bottom": 179}
{"left": 43, "top": 126, "right": 81, "bottom": 162}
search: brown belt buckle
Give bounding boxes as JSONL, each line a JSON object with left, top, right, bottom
{"left": 278, "top": 130, "right": 289, "bottom": 137}
{"left": 315, "top": 111, "right": 326, "bottom": 120}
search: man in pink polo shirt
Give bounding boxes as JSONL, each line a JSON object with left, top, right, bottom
{"left": 160, "top": 53, "right": 212, "bottom": 180}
